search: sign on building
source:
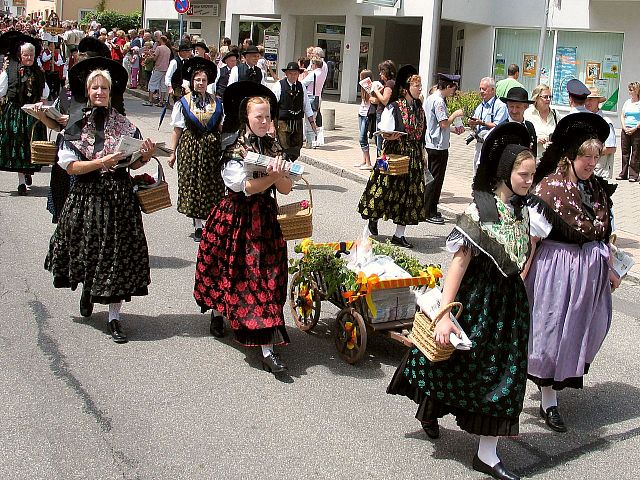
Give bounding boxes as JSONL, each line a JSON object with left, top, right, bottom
{"left": 186, "top": 3, "right": 220, "bottom": 16}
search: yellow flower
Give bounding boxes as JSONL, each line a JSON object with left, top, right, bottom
{"left": 300, "top": 238, "right": 313, "bottom": 254}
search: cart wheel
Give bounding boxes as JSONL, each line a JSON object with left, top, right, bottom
{"left": 289, "top": 272, "right": 321, "bottom": 332}
{"left": 334, "top": 308, "right": 367, "bottom": 364}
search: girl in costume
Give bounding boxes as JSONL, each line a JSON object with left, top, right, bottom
{"left": 388, "top": 123, "right": 536, "bottom": 480}
{"left": 193, "top": 81, "right": 293, "bottom": 374}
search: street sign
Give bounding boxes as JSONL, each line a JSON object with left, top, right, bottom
{"left": 174, "top": 0, "right": 190, "bottom": 14}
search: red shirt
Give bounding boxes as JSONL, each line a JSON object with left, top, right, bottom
{"left": 111, "top": 37, "right": 126, "bottom": 62}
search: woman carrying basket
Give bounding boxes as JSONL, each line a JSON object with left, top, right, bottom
{"left": 357, "top": 64, "right": 428, "bottom": 249}
{"left": 168, "top": 57, "right": 224, "bottom": 242}
{"left": 387, "top": 123, "right": 536, "bottom": 480}
{"left": 44, "top": 57, "right": 156, "bottom": 344}
{"left": 193, "top": 81, "right": 294, "bottom": 374}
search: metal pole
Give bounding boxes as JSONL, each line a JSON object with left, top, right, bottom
{"left": 179, "top": 14, "right": 184, "bottom": 42}
{"left": 535, "top": 0, "right": 551, "bottom": 85}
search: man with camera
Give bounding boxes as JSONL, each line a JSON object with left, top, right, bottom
{"left": 467, "top": 77, "right": 508, "bottom": 172}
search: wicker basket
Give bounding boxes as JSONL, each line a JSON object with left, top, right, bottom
{"left": 277, "top": 176, "right": 313, "bottom": 241}
{"left": 408, "top": 302, "right": 463, "bottom": 362}
{"left": 30, "top": 122, "right": 57, "bottom": 165}
{"left": 378, "top": 153, "right": 409, "bottom": 176}
{"left": 135, "top": 157, "right": 172, "bottom": 214}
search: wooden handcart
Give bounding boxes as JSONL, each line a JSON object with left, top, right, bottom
{"left": 289, "top": 241, "right": 433, "bottom": 364}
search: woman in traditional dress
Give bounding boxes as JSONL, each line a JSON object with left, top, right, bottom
{"left": 193, "top": 81, "right": 293, "bottom": 374}
{"left": 0, "top": 33, "right": 48, "bottom": 195}
{"left": 524, "top": 112, "right": 620, "bottom": 432}
{"left": 45, "top": 57, "right": 156, "bottom": 344}
{"left": 168, "top": 57, "right": 223, "bottom": 242}
{"left": 388, "top": 123, "right": 536, "bottom": 480}
{"left": 357, "top": 65, "right": 427, "bottom": 248}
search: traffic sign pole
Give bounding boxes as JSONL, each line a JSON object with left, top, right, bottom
{"left": 179, "top": 14, "right": 184, "bottom": 41}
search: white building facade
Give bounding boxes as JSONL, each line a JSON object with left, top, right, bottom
{"left": 143, "top": 0, "right": 639, "bottom": 120}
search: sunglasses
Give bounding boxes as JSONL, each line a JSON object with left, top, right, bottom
{"left": 539, "top": 95, "right": 551, "bottom": 99}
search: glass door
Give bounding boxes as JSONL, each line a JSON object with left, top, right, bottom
{"left": 316, "top": 37, "right": 342, "bottom": 94}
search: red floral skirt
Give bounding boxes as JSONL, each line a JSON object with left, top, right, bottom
{"left": 194, "top": 191, "right": 290, "bottom": 346}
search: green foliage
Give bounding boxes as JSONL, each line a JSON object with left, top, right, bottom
{"left": 446, "top": 90, "right": 482, "bottom": 127}
{"left": 81, "top": 10, "right": 142, "bottom": 31}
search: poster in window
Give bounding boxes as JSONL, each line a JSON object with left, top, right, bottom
{"left": 585, "top": 61, "right": 601, "bottom": 86}
{"left": 523, "top": 54, "right": 537, "bottom": 77}
{"left": 495, "top": 54, "right": 505, "bottom": 78}
{"left": 602, "top": 55, "right": 620, "bottom": 79}
{"left": 552, "top": 46, "right": 578, "bottom": 105}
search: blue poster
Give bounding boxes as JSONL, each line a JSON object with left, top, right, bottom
{"left": 552, "top": 46, "right": 577, "bottom": 105}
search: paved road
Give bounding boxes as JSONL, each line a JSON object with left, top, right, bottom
{"left": 0, "top": 96, "right": 639, "bottom": 479}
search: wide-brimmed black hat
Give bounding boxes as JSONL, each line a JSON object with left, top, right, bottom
{"left": 192, "top": 41, "right": 209, "bottom": 53}
{"left": 391, "top": 64, "right": 418, "bottom": 101}
{"left": 242, "top": 45, "right": 260, "bottom": 55}
{"left": 500, "top": 86, "right": 533, "bottom": 104}
{"left": 68, "top": 56, "right": 128, "bottom": 98}
{"left": 78, "top": 36, "right": 111, "bottom": 58}
{"left": 182, "top": 57, "right": 217, "bottom": 85}
{"left": 222, "top": 81, "right": 277, "bottom": 133}
{"left": 0, "top": 32, "right": 42, "bottom": 61}
{"left": 281, "top": 61, "right": 304, "bottom": 73}
{"left": 222, "top": 49, "right": 239, "bottom": 62}
{"left": 534, "top": 112, "right": 610, "bottom": 183}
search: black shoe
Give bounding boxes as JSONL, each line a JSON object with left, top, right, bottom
{"left": 108, "top": 320, "right": 128, "bottom": 344}
{"left": 17, "top": 184, "right": 27, "bottom": 196}
{"left": 80, "top": 290, "right": 93, "bottom": 317}
{"left": 421, "top": 419, "right": 440, "bottom": 439}
{"left": 367, "top": 219, "right": 378, "bottom": 236}
{"left": 194, "top": 228, "right": 203, "bottom": 242}
{"left": 261, "top": 352, "right": 287, "bottom": 373}
{"left": 210, "top": 313, "right": 225, "bottom": 338}
{"left": 25, "top": 174, "right": 32, "bottom": 186}
{"left": 391, "top": 235, "right": 413, "bottom": 249}
{"left": 472, "top": 454, "right": 520, "bottom": 480}
{"left": 540, "top": 405, "right": 567, "bottom": 432}
{"left": 425, "top": 215, "right": 445, "bottom": 225}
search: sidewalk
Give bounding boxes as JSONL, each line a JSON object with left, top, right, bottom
{"left": 298, "top": 98, "right": 640, "bottom": 280}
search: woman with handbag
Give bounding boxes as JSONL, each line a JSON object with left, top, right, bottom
{"left": 45, "top": 57, "right": 156, "bottom": 344}
{"left": 523, "top": 113, "right": 619, "bottom": 433}
{"left": 168, "top": 57, "right": 223, "bottom": 242}
{"left": 388, "top": 123, "right": 536, "bottom": 480}
{"left": 357, "top": 65, "right": 428, "bottom": 249}
{"left": 0, "top": 33, "right": 48, "bottom": 195}
{"left": 193, "top": 81, "right": 293, "bottom": 374}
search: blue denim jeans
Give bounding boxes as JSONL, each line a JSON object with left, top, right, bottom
{"left": 358, "top": 115, "right": 370, "bottom": 151}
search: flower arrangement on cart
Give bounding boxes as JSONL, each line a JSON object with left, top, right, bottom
{"left": 288, "top": 233, "right": 443, "bottom": 364}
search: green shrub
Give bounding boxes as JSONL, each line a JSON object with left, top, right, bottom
{"left": 81, "top": 11, "right": 142, "bottom": 31}
{"left": 446, "top": 90, "right": 482, "bottom": 127}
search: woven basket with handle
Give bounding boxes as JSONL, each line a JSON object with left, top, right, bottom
{"left": 378, "top": 153, "right": 410, "bottom": 175}
{"left": 30, "top": 122, "right": 57, "bottom": 165}
{"left": 408, "top": 302, "right": 463, "bottom": 362}
{"left": 135, "top": 157, "right": 172, "bottom": 214}
{"left": 277, "top": 176, "right": 313, "bottom": 241}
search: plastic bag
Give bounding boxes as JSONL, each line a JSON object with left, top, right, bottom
{"left": 345, "top": 225, "right": 374, "bottom": 272}
{"left": 312, "top": 126, "right": 325, "bottom": 147}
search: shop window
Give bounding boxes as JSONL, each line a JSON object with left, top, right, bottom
{"left": 190, "top": 22, "right": 202, "bottom": 30}
{"left": 316, "top": 24, "right": 345, "bottom": 35}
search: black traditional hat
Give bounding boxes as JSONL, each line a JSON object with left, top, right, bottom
{"left": 0, "top": 32, "right": 42, "bottom": 61}
{"left": 181, "top": 56, "right": 217, "bottom": 85}
{"left": 242, "top": 45, "right": 260, "bottom": 55}
{"left": 391, "top": 64, "right": 418, "bottom": 102}
{"left": 68, "top": 56, "right": 129, "bottom": 98}
{"left": 178, "top": 42, "right": 192, "bottom": 52}
{"left": 473, "top": 122, "right": 532, "bottom": 222}
{"left": 78, "top": 36, "right": 111, "bottom": 58}
{"left": 281, "top": 61, "right": 304, "bottom": 73}
{"left": 192, "top": 41, "right": 209, "bottom": 53}
{"left": 534, "top": 112, "right": 610, "bottom": 184}
{"left": 222, "top": 80, "right": 278, "bottom": 133}
{"left": 566, "top": 78, "right": 590, "bottom": 99}
{"left": 222, "top": 49, "right": 239, "bottom": 62}
{"left": 500, "top": 86, "right": 534, "bottom": 104}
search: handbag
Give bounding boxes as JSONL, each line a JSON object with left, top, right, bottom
{"left": 310, "top": 73, "right": 320, "bottom": 112}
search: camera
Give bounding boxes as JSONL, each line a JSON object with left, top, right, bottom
{"left": 465, "top": 131, "right": 480, "bottom": 145}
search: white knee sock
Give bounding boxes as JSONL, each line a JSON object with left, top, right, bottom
{"left": 108, "top": 302, "right": 123, "bottom": 322}
{"left": 18, "top": 173, "right": 26, "bottom": 185}
{"left": 194, "top": 218, "right": 204, "bottom": 229}
{"left": 261, "top": 345, "right": 274, "bottom": 357}
{"left": 394, "top": 224, "right": 406, "bottom": 237}
{"left": 477, "top": 435, "right": 500, "bottom": 467}
{"left": 541, "top": 386, "right": 558, "bottom": 410}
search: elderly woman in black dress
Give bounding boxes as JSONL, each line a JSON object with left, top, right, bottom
{"left": 45, "top": 57, "right": 156, "bottom": 344}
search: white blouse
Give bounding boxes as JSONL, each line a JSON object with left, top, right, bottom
{"left": 222, "top": 159, "right": 249, "bottom": 195}
{"left": 527, "top": 205, "right": 552, "bottom": 239}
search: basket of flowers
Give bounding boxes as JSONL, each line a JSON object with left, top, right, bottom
{"left": 277, "top": 176, "right": 313, "bottom": 241}
{"left": 132, "top": 157, "right": 172, "bottom": 214}
{"left": 375, "top": 152, "right": 410, "bottom": 175}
